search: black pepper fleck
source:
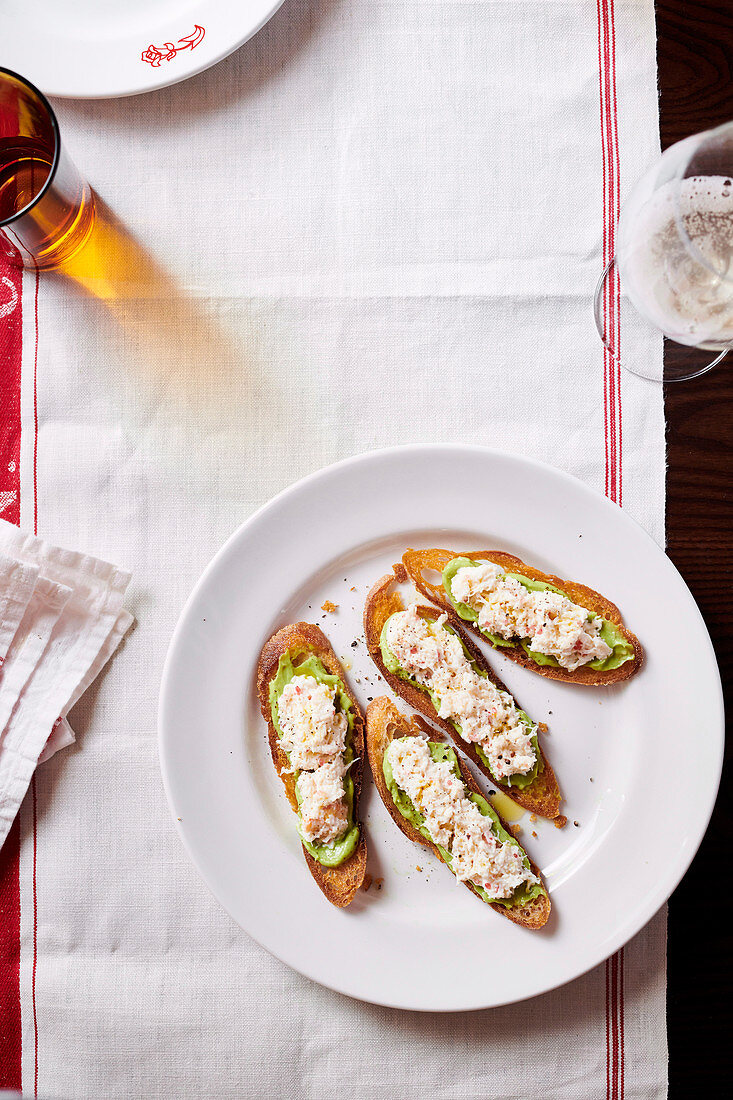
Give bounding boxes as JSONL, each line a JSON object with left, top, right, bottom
{"left": 573, "top": 820, "right": 580, "bottom": 827}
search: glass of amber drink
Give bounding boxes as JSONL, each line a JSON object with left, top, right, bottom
{"left": 1, "top": 67, "right": 95, "bottom": 270}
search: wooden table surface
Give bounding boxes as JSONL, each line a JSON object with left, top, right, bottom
{"left": 656, "top": 1, "right": 732, "bottom": 1092}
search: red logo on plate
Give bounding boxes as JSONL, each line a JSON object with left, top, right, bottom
{"left": 141, "top": 25, "right": 205, "bottom": 67}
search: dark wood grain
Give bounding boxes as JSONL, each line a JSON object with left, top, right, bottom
{"left": 656, "top": 1, "right": 733, "bottom": 1093}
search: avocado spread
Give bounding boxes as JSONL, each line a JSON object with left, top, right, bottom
{"left": 269, "top": 649, "right": 359, "bottom": 867}
{"left": 442, "top": 556, "right": 634, "bottom": 671}
{"left": 384, "top": 739, "right": 544, "bottom": 908}
{"left": 379, "top": 612, "right": 542, "bottom": 790}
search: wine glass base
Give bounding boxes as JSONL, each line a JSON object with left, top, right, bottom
{"left": 593, "top": 257, "right": 729, "bottom": 382}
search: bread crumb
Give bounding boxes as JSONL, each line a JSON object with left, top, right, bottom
{"left": 321, "top": 600, "right": 337, "bottom": 613}
{"left": 375, "top": 877, "right": 384, "bottom": 891}
{"left": 361, "top": 874, "right": 373, "bottom": 892}
{"left": 416, "top": 866, "right": 422, "bottom": 872}
{"left": 553, "top": 815, "right": 568, "bottom": 829}
{"left": 510, "top": 824, "right": 523, "bottom": 837}
{"left": 529, "top": 813, "right": 537, "bottom": 823}
{"left": 531, "top": 830, "right": 538, "bottom": 838}
{"left": 350, "top": 586, "right": 357, "bottom": 592}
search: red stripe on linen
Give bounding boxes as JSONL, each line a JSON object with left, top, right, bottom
{"left": 31, "top": 264, "right": 40, "bottom": 1096}
{"left": 32, "top": 266, "right": 39, "bottom": 536}
{"left": 0, "top": 820, "right": 22, "bottom": 1089}
{"left": 605, "top": 956, "right": 612, "bottom": 1099}
{"left": 605, "top": 0, "right": 619, "bottom": 506}
{"left": 602, "top": 0, "right": 615, "bottom": 503}
{"left": 619, "top": 946, "right": 626, "bottom": 1098}
{"left": 599, "top": 0, "right": 621, "bottom": 506}
{"left": 0, "top": 249, "right": 24, "bottom": 1088}
{"left": 32, "top": 776, "right": 39, "bottom": 1097}
{"left": 597, "top": 0, "right": 625, "bottom": 1094}
{"left": 595, "top": 0, "right": 611, "bottom": 498}
{"left": 0, "top": 260, "right": 22, "bottom": 528}
{"left": 607, "top": 954, "right": 611, "bottom": 1100}
{"left": 603, "top": 0, "right": 620, "bottom": 503}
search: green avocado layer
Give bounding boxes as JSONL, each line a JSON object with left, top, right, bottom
{"left": 269, "top": 649, "right": 359, "bottom": 867}
{"left": 442, "top": 556, "right": 635, "bottom": 671}
{"left": 379, "top": 612, "right": 542, "bottom": 790}
{"left": 383, "top": 739, "right": 544, "bottom": 909}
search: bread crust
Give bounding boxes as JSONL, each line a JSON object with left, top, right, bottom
{"left": 257, "top": 622, "right": 367, "bottom": 907}
{"left": 366, "top": 696, "right": 551, "bottom": 930}
{"left": 363, "top": 572, "right": 562, "bottom": 819}
{"left": 401, "top": 547, "right": 643, "bottom": 686}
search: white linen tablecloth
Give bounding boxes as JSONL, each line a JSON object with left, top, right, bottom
{"left": 0, "top": 1, "right": 667, "bottom": 1096}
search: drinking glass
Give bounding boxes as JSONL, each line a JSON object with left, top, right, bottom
{"left": 0, "top": 67, "right": 95, "bottom": 270}
{"left": 594, "top": 121, "right": 733, "bottom": 382}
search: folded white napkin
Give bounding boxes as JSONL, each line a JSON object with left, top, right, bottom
{"left": 37, "top": 608, "right": 135, "bottom": 765}
{"left": 0, "top": 575, "right": 72, "bottom": 734}
{"left": 0, "top": 520, "right": 134, "bottom": 847}
{"left": 0, "top": 552, "right": 40, "bottom": 665}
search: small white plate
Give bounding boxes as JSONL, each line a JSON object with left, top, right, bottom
{"left": 3, "top": 0, "right": 285, "bottom": 99}
{"left": 159, "top": 446, "right": 723, "bottom": 1010}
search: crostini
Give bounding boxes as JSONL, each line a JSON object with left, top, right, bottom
{"left": 402, "top": 548, "right": 643, "bottom": 686}
{"left": 257, "top": 622, "right": 367, "bottom": 907}
{"left": 363, "top": 570, "right": 562, "bottom": 820}
{"left": 366, "top": 697, "right": 551, "bottom": 929}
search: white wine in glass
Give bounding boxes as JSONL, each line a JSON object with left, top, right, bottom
{"left": 595, "top": 121, "right": 733, "bottom": 382}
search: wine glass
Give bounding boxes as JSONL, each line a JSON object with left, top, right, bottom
{"left": 594, "top": 121, "right": 733, "bottom": 382}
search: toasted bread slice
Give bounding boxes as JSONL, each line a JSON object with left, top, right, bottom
{"left": 363, "top": 571, "right": 562, "bottom": 819}
{"left": 402, "top": 547, "right": 643, "bottom": 686}
{"left": 257, "top": 622, "right": 367, "bottom": 907}
{"left": 366, "top": 696, "right": 551, "bottom": 930}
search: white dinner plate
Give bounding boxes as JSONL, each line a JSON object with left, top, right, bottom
{"left": 2, "top": 0, "right": 285, "bottom": 99}
{"left": 158, "top": 446, "right": 723, "bottom": 1011}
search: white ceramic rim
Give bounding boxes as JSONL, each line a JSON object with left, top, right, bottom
{"left": 2, "top": 0, "right": 286, "bottom": 99}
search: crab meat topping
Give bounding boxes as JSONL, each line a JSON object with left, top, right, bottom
{"left": 296, "top": 758, "right": 350, "bottom": 844}
{"left": 277, "top": 674, "right": 350, "bottom": 844}
{"left": 451, "top": 561, "right": 612, "bottom": 671}
{"left": 385, "top": 606, "right": 536, "bottom": 780}
{"left": 386, "top": 738, "right": 538, "bottom": 899}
